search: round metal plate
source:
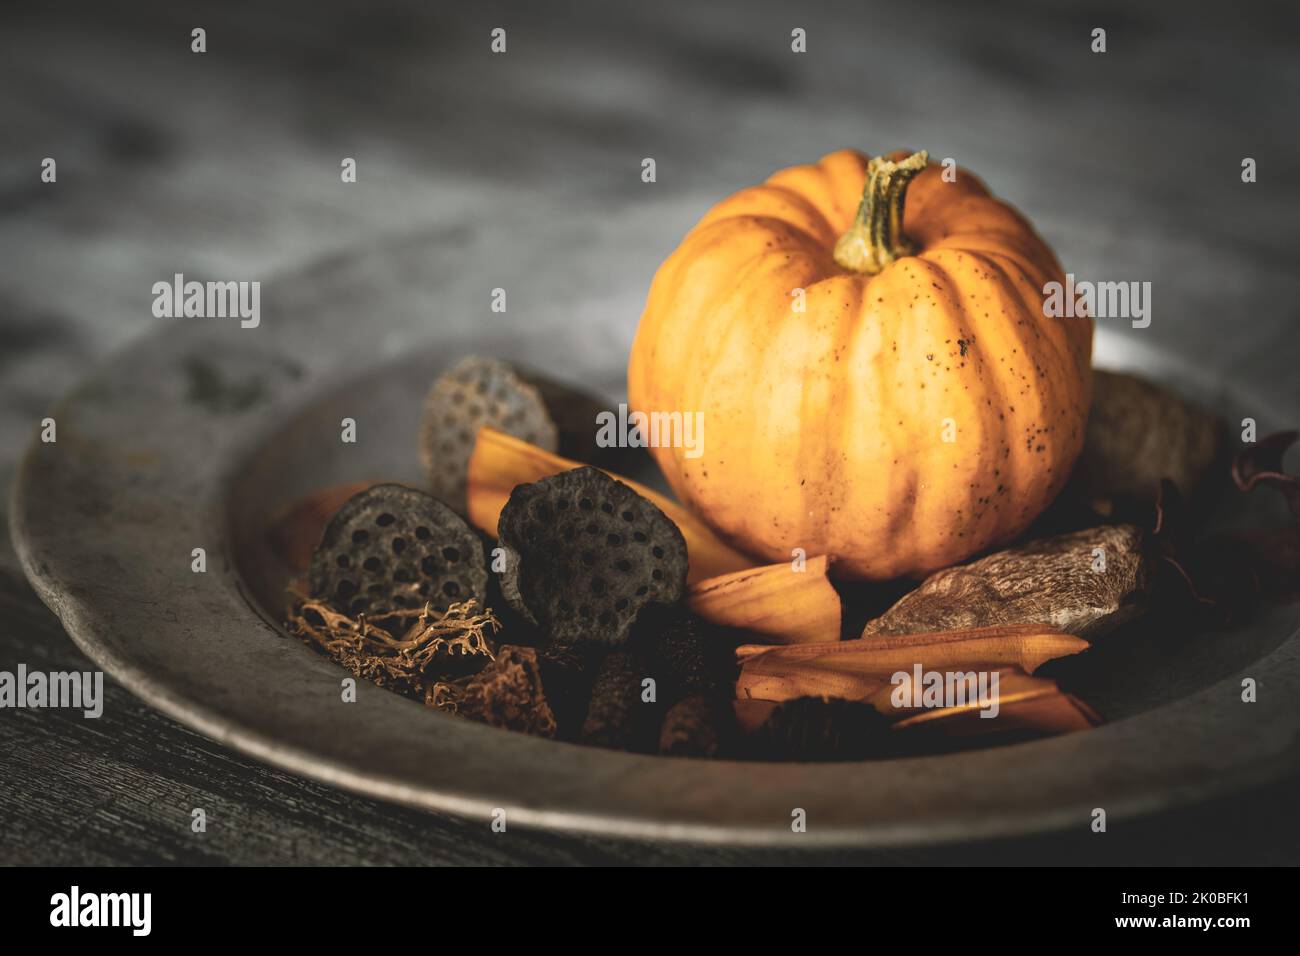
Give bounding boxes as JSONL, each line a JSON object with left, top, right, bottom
{"left": 10, "top": 217, "right": 1300, "bottom": 846}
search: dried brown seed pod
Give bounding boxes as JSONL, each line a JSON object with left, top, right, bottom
{"left": 419, "top": 356, "right": 610, "bottom": 513}
{"left": 1074, "top": 370, "right": 1225, "bottom": 515}
{"left": 496, "top": 467, "right": 688, "bottom": 646}
{"left": 430, "top": 645, "right": 558, "bottom": 738}
{"left": 860, "top": 524, "right": 1148, "bottom": 640}
{"left": 752, "top": 696, "right": 893, "bottom": 762}
{"left": 536, "top": 640, "right": 599, "bottom": 738}
{"left": 308, "top": 484, "right": 486, "bottom": 618}
{"left": 658, "top": 694, "right": 732, "bottom": 759}
{"left": 635, "top": 610, "right": 740, "bottom": 757}
{"left": 579, "top": 650, "right": 656, "bottom": 751}
{"left": 639, "top": 609, "right": 735, "bottom": 698}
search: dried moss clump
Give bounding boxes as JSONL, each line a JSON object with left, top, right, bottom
{"left": 286, "top": 597, "right": 499, "bottom": 697}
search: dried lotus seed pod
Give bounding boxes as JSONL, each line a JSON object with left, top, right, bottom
{"left": 418, "top": 356, "right": 612, "bottom": 513}
{"left": 308, "top": 483, "right": 486, "bottom": 618}
{"left": 496, "top": 467, "right": 688, "bottom": 646}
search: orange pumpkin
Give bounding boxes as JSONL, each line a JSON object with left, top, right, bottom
{"left": 628, "top": 149, "right": 1092, "bottom": 580}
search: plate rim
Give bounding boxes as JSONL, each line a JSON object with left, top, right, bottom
{"left": 10, "top": 310, "right": 1300, "bottom": 848}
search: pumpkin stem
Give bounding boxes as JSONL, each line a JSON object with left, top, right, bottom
{"left": 833, "top": 150, "right": 929, "bottom": 274}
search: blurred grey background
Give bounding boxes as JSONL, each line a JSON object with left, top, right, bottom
{"left": 1, "top": 0, "right": 1298, "bottom": 863}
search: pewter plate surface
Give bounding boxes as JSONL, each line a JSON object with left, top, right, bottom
{"left": 11, "top": 221, "right": 1300, "bottom": 846}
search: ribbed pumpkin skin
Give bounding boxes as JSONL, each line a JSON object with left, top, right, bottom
{"left": 628, "top": 149, "right": 1092, "bottom": 580}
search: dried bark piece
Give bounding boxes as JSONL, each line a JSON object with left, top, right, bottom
{"left": 736, "top": 624, "right": 1089, "bottom": 703}
{"left": 1074, "top": 369, "right": 1224, "bottom": 514}
{"left": 687, "top": 555, "right": 840, "bottom": 645}
{"left": 309, "top": 484, "right": 487, "bottom": 618}
{"left": 468, "top": 426, "right": 755, "bottom": 584}
{"left": 430, "top": 645, "right": 558, "bottom": 738}
{"left": 579, "top": 650, "right": 655, "bottom": 751}
{"left": 496, "top": 467, "right": 687, "bottom": 646}
{"left": 749, "top": 697, "right": 894, "bottom": 762}
{"left": 859, "top": 525, "right": 1148, "bottom": 640}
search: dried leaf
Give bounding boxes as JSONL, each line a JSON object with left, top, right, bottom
{"left": 747, "top": 696, "right": 894, "bottom": 761}
{"left": 736, "top": 657, "right": 890, "bottom": 704}
{"left": 1233, "top": 429, "right": 1300, "bottom": 521}
{"left": 736, "top": 624, "right": 1089, "bottom": 703}
{"left": 890, "top": 673, "right": 1100, "bottom": 737}
{"left": 687, "top": 555, "right": 840, "bottom": 645}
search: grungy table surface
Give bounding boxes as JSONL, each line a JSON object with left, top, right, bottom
{"left": 2, "top": 0, "right": 1299, "bottom": 864}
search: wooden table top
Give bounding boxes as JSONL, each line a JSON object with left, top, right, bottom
{"left": 2, "top": 0, "right": 1297, "bottom": 864}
